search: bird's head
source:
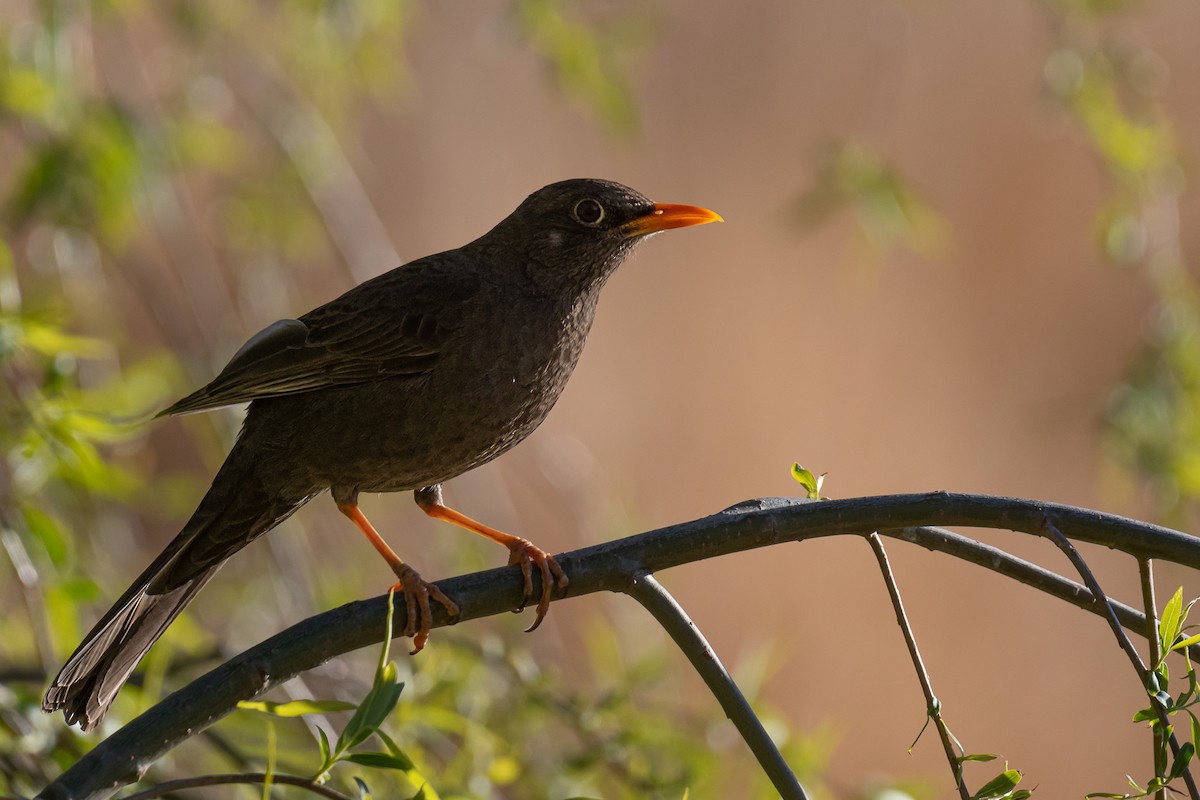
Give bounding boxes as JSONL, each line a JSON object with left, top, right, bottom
{"left": 484, "top": 178, "right": 722, "bottom": 293}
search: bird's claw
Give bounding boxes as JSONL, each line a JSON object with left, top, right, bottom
{"left": 388, "top": 564, "right": 459, "bottom": 655}
{"left": 506, "top": 539, "right": 569, "bottom": 631}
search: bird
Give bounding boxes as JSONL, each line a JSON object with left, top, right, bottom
{"left": 42, "top": 177, "right": 721, "bottom": 731}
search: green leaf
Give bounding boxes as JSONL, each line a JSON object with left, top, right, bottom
{"left": 375, "top": 730, "right": 407, "bottom": 759}
{"left": 318, "top": 726, "right": 332, "bottom": 770}
{"left": 1169, "top": 742, "right": 1195, "bottom": 780}
{"left": 972, "top": 769, "right": 1021, "bottom": 800}
{"left": 343, "top": 752, "right": 416, "bottom": 771}
{"left": 239, "top": 699, "right": 357, "bottom": 716}
{"left": 790, "top": 463, "right": 826, "bottom": 499}
{"left": 329, "top": 588, "right": 406, "bottom": 757}
{"left": 1160, "top": 588, "right": 1185, "bottom": 652}
{"left": 334, "top": 675, "right": 404, "bottom": 755}
{"left": 960, "top": 753, "right": 999, "bottom": 763}
{"left": 1172, "top": 633, "right": 1200, "bottom": 651}
{"left": 1133, "top": 706, "right": 1156, "bottom": 723}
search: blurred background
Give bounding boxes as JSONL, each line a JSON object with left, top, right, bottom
{"left": 3, "top": 1, "right": 1200, "bottom": 797}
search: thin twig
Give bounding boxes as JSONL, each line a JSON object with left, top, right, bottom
{"left": 1140, "top": 557, "right": 1166, "bottom": 800}
{"left": 119, "top": 772, "right": 351, "bottom": 800}
{"left": 1043, "top": 519, "right": 1149, "bottom": 673}
{"left": 1043, "top": 518, "right": 1198, "bottom": 800}
{"left": 884, "top": 526, "right": 1200, "bottom": 662}
{"left": 624, "top": 573, "right": 808, "bottom": 800}
{"left": 866, "top": 534, "right": 970, "bottom": 800}
{"left": 1140, "top": 557, "right": 1161, "bottom": 669}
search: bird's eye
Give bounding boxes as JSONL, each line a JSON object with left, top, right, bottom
{"left": 572, "top": 198, "right": 605, "bottom": 226}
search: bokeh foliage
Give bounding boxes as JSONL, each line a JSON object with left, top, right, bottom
{"left": 1, "top": 0, "right": 1196, "bottom": 797}
{"left": 0, "top": 2, "right": 824, "bottom": 799}
{"left": 1036, "top": 3, "right": 1195, "bottom": 522}
{"left": 789, "top": 1, "right": 1199, "bottom": 525}
{"left": 1036, "top": 2, "right": 1200, "bottom": 521}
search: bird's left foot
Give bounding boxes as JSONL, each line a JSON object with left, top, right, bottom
{"left": 506, "top": 539, "right": 568, "bottom": 631}
{"left": 387, "top": 564, "right": 460, "bottom": 654}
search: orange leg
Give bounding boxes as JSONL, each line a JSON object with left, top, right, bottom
{"left": 415, "top": 485, "right": 568, "bottom": 631}
{"left": 337, "top": 501, "right": 459, "bottom": 654}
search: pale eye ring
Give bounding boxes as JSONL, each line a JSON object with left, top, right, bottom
{"left": 572, "top": 198, "right": 605, "bottom": 225}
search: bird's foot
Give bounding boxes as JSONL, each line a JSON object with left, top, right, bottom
{"left": 388, "top": 564, "right": 459, "bottom": 654}
{"left": 505, "top": 539, "right": 569, "bottom": 631}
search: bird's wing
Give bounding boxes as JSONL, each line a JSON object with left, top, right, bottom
{"left": 160, "top": 261, "right": 478, "bottom": 415}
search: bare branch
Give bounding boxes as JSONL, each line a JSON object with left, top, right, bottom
{"left": 867, "top": 534, "right": 970, "bottom": 799}
{"left": 624, "top": 573, "right": 809, "bottom": 800}
{"left": 36, "top": 492, "right": 1200, "bottom": 800}
{"left": 1140, "top": 558, "right": 1167, "bottom": 800}
{"left": 883, "top": 525, "right": 1198, "bottom": 656}
{"left": 1043, "top": 518, "right": 1198, "bottom": 799}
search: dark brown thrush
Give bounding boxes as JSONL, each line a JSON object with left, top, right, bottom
{"left": 42, "top": 178, "right": 721, "bottom": 731}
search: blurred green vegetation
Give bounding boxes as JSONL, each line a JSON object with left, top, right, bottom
{"left": 790, "top": 140, "right": 948, "bottom": 262}
{"left": 789, "top": 1, "right": 1200, "bottom": 527}
{"left": 222, "top": 615, "right": 837, "bottom": 799}
{"left": 1036, "top": 2, "right": 1200, "bottom": 523}
{"left": 0, "top": 2, "right": 832, "bottom": 798}
{"left": 1, "top": 0, "right": 1195, "bottom": 797}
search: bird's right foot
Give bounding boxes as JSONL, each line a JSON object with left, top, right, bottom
{"left": 505, "top": 538, "right": 569, "bottom": 632}
{"left": 388, "top": 563, "right": 459, "bottom": 654}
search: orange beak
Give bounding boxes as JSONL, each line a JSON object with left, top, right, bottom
{"left": 621, "top": 203, "right": 723, "bottom": 238}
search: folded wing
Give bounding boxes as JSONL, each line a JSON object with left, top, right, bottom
{"left": 160, "top": 262, "right": 475, "bottom": 416}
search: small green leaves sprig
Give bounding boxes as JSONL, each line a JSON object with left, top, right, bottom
{"left": 790, "top": 463, "right": 828, "bottom": 500}
{"left": 961, "top": 756, "right": 1031, "bottom": 800}
{"left": 1088, "top": 588, "right": 1200, "bottom": 799}
{"left": 239, "top": 589, "right": 439, "bottom": 799}
{"left": 909, "top": 710, "right": 1031, "bottom": 799}
{"left": 800, "top": 459, "right": 1033, "bottom": 798}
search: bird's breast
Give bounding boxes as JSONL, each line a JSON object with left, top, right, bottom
{"left": 355, "top": 287, "right": 602, "bottom": 489}
{"left": 451, "top": 289, "right": 598, "bottom": 437}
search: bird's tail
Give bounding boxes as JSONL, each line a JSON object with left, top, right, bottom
{"left": 42, "top": 439, "right": 314, "bottom": 731}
